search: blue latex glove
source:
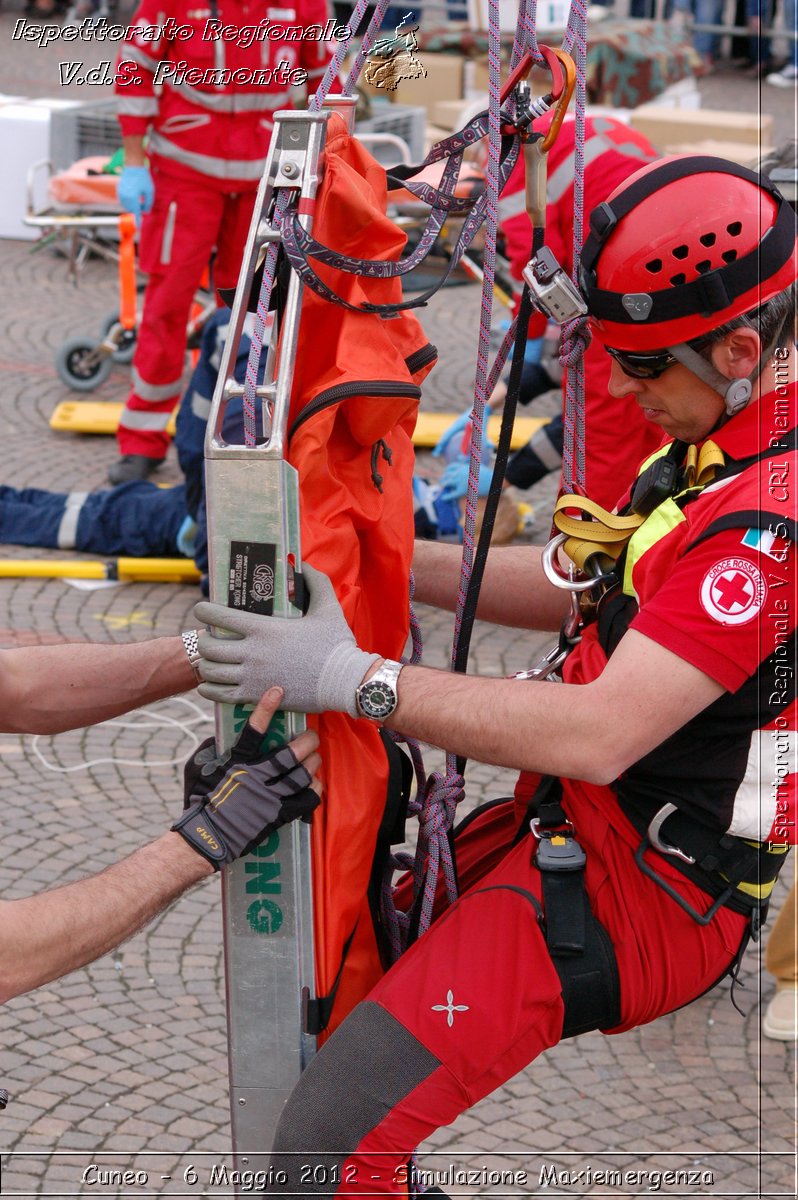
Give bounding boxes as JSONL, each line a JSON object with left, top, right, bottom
{"left": 176, "top": 515, "right": 197, "bottom": 558}
{"left": 438, "top": 455, "right": 493, "bottom": 502}
{"left": 118, "top": 166, "right": 155, "bottom": 223}
{"left": 432, "top": 408, "right": 470, "bottom": 460}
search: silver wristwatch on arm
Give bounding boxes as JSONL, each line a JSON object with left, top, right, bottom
{"left": 181, "top": 629, "right": 203, "bottom": 683}
{"left": 355, "top": 659, "right": 404, "bottom": 722}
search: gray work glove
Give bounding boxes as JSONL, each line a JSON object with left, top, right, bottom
{"left": 173, "top": 696, "right": 320, "bottom": 870}
{"left": 193, "top": 564, "right": 379, "bottom": 717}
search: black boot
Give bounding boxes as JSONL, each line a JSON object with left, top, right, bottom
{"left": 107, "top": 455, "right": 165, "bottom": 486}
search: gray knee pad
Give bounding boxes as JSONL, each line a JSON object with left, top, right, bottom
{"left": 269, "top": 1001, "right": 440, "bottom": 1195}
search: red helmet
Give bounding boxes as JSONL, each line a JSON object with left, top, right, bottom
{"left": 579, "top": 155, "right": 798, "bottom": 352}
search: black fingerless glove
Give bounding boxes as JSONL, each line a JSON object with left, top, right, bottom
{"left": 173, "top": 722, "right": 319, "bottom": 869}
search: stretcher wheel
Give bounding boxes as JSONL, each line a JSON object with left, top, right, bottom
{"left": 55, "top": 337, "right": 114, "bottom": 393}
{"left": 100, "top": 311, "right": 137, "bottom": 365}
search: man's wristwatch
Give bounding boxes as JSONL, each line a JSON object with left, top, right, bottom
{"left": 181, "top": 629, "right": 203, "bottom": 683}
{"left": 355, "top": 659, "right": 403, "bottom": 722}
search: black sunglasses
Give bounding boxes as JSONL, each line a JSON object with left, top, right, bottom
{"left": 604, "top": 345, "right": 678, "bottom": 380}
{"left": 605, "top": 336, "right": 715, "bottom": 381}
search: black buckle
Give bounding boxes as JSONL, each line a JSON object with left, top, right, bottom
{"left": 531, "top": 818, "right": 586, "bottom": 873}
{"left": 589, "top": 201, "right": 617, "bottom": 242}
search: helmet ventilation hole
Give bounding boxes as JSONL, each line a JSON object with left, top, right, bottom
{"left": 696, "top": 260, "right": 712, "bottom": 273}
{"left": 645, "top": 258, "right": 662, "bottom": 273}
{"left": 727, "top": 221, "right": 742, "bottom": 236}
{"left": 699, "top": 232, "right": 716, "bottom": 247}
{"left": 672, "top": 244, "right": 689, "bottom": 259}
{"left": 670, "top": 273, "right": 686, "bottom": 285}
{"left": 722, "top": 249, "right": 738, "bottom": 263}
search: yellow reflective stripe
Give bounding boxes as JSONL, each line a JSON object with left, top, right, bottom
{"left": 719, "top": 842, "right": 788, "bottom": 900}
{"left": 622, "top": 498, "right": 687, "bottom": 601}
{"left": 621, "top": 439, "right": 726, "bottom": 599}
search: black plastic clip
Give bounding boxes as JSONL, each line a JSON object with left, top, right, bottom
{"left": 531, "top": 819, "right": 586, "bottom": 873}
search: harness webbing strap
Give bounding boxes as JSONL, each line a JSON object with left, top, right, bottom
{"left": 529, "top": 780, "right": 621, "bottom": 1037}
{"left": 552, "top": 494, "right": 645, "bottom": 569}
{"left": 687, "top": 509, "right": 798, "bottom": 550}
{"left": 553, "top": 437, "right": 732, "bottom": 573}
{"left": 278, "top": 125, "right": 521, "bottom": 315}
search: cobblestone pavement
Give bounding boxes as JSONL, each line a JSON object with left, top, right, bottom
{"left": 0, "top": 7, "right": 795, "bottom": 1198}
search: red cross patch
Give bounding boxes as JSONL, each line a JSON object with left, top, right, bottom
{"left": 700, "top": 557, "right": 766, "bottom": 626}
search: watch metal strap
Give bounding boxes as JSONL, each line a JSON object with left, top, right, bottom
{"left": 357, "top": 658, "right": 403, "bottom": 719}
{"left": 181, "top": 629, "right": 203, "bottom": 682}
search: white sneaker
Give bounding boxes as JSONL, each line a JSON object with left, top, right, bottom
{"left": 762, "top": 986, "right": 798, "bottom": 1040}
{"left": 766, "top": 64, "right": 798, "bottom": 87}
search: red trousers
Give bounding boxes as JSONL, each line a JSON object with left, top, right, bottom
{"left": 269, "top": 786, "right": 747, "bottom": 1195}
{"left": 118, "top": 164, "right": 256, "bottom": 459}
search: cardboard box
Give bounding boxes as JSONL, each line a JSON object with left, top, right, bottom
{"left": 432, "top": 99, "right": 471, "bottom": 132}
{"left": 629, "top": 105, "right": 773, "bottom": 153}
{"left": 665, "top": 139, "right": 774, "bottom": 168}
{"left": 644, "top": 77, "right": 702, "bottom": 111}
{"left": 424, "top": 124, "right": 451, "bottom": 153}
{"left": 392, "top": 53, "right": 464, "bottom": 118}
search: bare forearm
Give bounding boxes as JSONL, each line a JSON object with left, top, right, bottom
{"left": 0, "top": 834, "right": 211, "bottom": 1002}
{"left": 381, "top": 631, "right": 725, "bottom": 786}
{"left": 411, "top": 540, "right": 568, "bottom": 630}
{"left": 0, "top": 637, "right": 196, "bottom": 734}
{"left": 383, "top": 663, "right": 614, "bottom": 782}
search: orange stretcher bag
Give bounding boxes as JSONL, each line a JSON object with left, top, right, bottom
{"left": 285, "top": 113, "right": 436, "bottom": 1037}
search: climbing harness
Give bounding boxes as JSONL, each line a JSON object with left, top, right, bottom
{"left": 543, "top": 426, "right": 796, "bottom": 928}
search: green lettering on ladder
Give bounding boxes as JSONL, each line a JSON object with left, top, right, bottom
{"left": 244, "top": 831, "right": 283, "bottom": 933}
{"left": 246, "top": 900, "right": 283, "bottom": 934}
{"left": 244, "top": 860, "right": 281, "bottom": 893}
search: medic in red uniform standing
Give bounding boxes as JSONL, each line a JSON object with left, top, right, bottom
{"left": 110, "top": 0, "right": 336, "bottom": 484}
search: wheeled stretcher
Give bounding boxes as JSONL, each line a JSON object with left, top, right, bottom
{"left": 24, "top": 156, "right": 123, "bottom": 278}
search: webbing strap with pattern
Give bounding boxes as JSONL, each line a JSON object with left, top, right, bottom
{"left": 278, "top": 122, "right": 521, "bottom": 315}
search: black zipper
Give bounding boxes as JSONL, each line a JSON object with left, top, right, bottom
{"left": 289, "top": 379, "right": 422, "bottom": 441}
{"left": 404, "top": 342, "right": 438, "bottom": 377}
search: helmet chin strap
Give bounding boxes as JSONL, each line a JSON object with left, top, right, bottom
{"left": 669, "top": 342, "right": 753, "bottom": 416}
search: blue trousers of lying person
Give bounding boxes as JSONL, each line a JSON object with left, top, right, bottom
{"left": 0, "top": 482, "right": 187, "bottom": 558}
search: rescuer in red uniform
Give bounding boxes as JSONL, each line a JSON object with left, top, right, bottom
{"left": 110, "top": 0, "right": 335, "bottom": 484}
{"left": 195, "top": 156, "right": 798, "bottom": 1194}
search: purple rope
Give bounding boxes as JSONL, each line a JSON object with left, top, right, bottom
{"left": 513, "top": 0, "right": 540, "bottom": 67}
{"left": 560, "top": 0, "right": 590, "bottom": 493}
{"left": 452, "top": 0, "right": 502, "bottom": 662}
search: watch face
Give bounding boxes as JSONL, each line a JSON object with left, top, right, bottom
{"left": 359, "top": 679, "right": 396, "bottom": 720}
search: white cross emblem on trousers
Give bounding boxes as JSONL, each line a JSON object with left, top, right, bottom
{"left": 431, "top": 989, "right": 469, "bottom": 1027}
